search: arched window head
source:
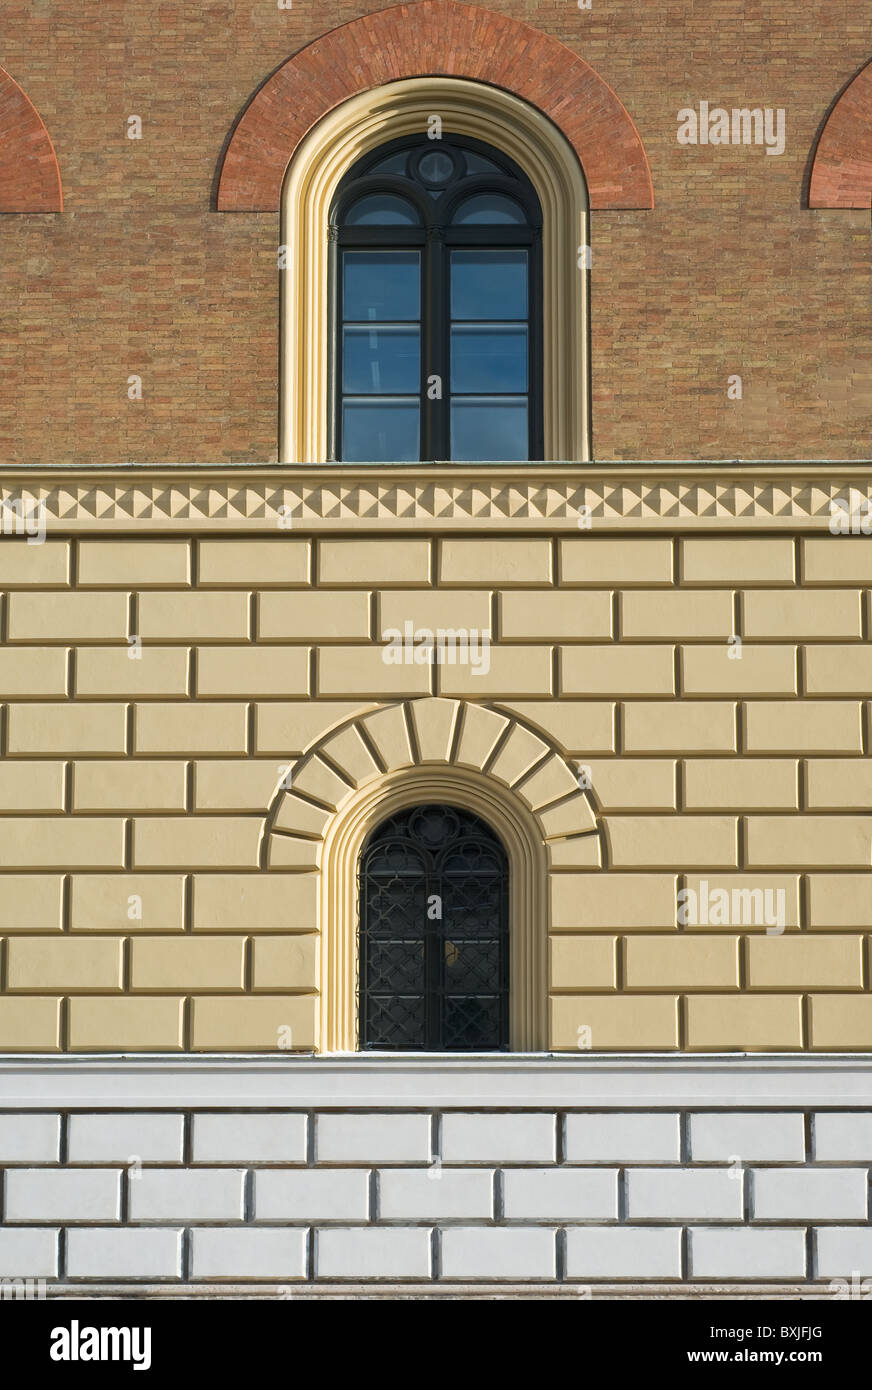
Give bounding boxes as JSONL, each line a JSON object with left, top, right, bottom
{"left": 359, "top": 803, "right": 509, "bottom": 1051}
{"left": 330, "top": 134, "right": 542, "bottom": 464}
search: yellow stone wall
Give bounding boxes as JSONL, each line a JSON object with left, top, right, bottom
{"left": 1, "top": 473, "right": 871, "bottom": 1054}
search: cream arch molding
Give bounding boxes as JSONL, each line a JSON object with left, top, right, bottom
{"left": 259, "top": 696, "right": 604, "bottom": 1053}
{"left": 280, "top": 77, "right": 590, "bottom": 466}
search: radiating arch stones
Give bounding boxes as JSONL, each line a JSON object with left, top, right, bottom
{"left": 0, "top": 64, "right": 63, "bottom": 212}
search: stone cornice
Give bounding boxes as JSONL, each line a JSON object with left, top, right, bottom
{"left": 0, "top": 463, "right": 870, "bottom": 531}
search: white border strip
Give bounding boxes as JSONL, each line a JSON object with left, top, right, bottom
{"left": 1, "top": 1055, "right": 871, "bottom": 1109}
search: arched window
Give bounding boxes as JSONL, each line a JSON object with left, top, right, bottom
{"left": 330, "top": 134, "right": 542, "bottom": 463}
{"left": 359, "top": 803, "right": 509, "bottom": 1051}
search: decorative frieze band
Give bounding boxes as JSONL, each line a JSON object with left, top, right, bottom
{"left": 0, "top": 465, "right": 870, "bottom": 532}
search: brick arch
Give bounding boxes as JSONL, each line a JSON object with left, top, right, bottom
{"left": 217, "top": 0, "right": 653, "bottom": 212}
{"left": 809, "top": 58, "right": 872, "bottom": 208}
{"left": 0, "top": 65, "right": 62, "bottom": 212}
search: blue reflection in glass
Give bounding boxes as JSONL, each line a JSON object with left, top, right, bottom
{"left": 450, "top": 325, "right": 527, "bottom": 393}
{"left": 343, "top": 327, "right": 420, "bottom": 394}
{"left": 345, "top": 194, "right": 421, "bottom": 225}
{"left": 450, "top": 398, "right": 528, "bottom": 461}
{"left": 343, "top": 251, "right": 420, "bottom": 322}
{"left": 450, "top": 250, "right": 527, "bottom": 320}
{"left": 451, "top": 194, "right": 526, "bottom": 224}
{"left": 343, "top": 400, "right": 420, "bottom": 462}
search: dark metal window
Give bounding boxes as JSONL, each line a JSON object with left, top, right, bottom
{"left": 329, "top": 134, "right": 543, "bottom": 463}
{"left": 359, "top": 804, "right": 509, "bottom": 1051}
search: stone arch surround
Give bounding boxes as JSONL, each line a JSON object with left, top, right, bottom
{"left": 217, "top": 0, "right": 654, "bottom": 212}
{"left": 0, "top": 64, "right": 62, "bottom": 212}
{"left": 260, "top": 697, "right": 605, "bottom": 1052}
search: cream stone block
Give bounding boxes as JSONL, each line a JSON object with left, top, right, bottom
{"left": 624, "top": 936, "right": 740, "bottom": 990}
{"left": 76, "top": 646, "right": 190, "bottom": 697}
{"left": 319, "top": 724, "right": 381, "bottom": 785}
{"left": 684, "top": 995, "right": 803, "bottom": 1050}
{"left": 272, "top": 794, "right": 333, "bottom": 837}
{"left": 0, "top": 540, "right": 68, "bottom": 586}
{"left": 198, "top": 539, "right": 309, "bottom": 587}
{"left": 744, "top": 700, "right": 862, "bottom": 754}
{"left": 809, "top": 996, "right": 872, "bottom": 1049}
{"left": 133, "top": 817, "right": 262, "bottom": 869}
{"left": 438, "top": 647, "right": 553, "bottom": 698}
{"left": 802, "top": 538, "right": 872, "bottom": 584}
{"left": 196, "top": 646, "right": 309, "bottom": 697}
{"left": 454, "top": 704, "right": 509, "bottom": 771}
{"left": 516, "top": 755, "right": 579, "bottom": 811}
{"left": 259, "top": 591, "right": 371, "bottom": 641}
{"left": 551, "top": 872, "right": 676, "bottom": 930}
{"left": 560, "top": 538, "right": 673, "bottom": 586}
{"left": 135, "top": 702, "right": 247, "bottom": 754}
{"left": 358, "top": 705, "right": 415, "bottom": 770}
{"left": 486, "top": 723, "right": 547, "bottom": 786}
{"left": 253, "top": 934, "right": 318, "bottom": 991}
{"left": 195, "top": 760, "right": 287, "bottom": 811}
{"left": 0, "top": 648, "right": 68, "bottom": 696}
{"left": 0, "top": 875, "right": 63, "bottom": 931}
{"left": 681, "top": 644, "right": 797, "bottom": 695}
{"left": 0, "top": 998, "right": 61, "bottom": 1050}
{"left": 71, "top": 875, "right": 185, "bottom": 933}
{"left": 440, "top": 539, "right": 551, "bottom": 586}
{"left": 0, "top": 761, "right": 64, "bottom": 811}
{"left": 808, "top": 875, "right": 872, "bottom": 929}
{"left": 290, "top": 755, "right": 352, "bottom": 807}
{"left": 561, "top": 645, "right": 675, "bottom": 695}
{"left": 8, "top": 703, "right": 127, "bottom": 755}
{"left": 192, "top": 995, "right": 317, "bottom": 1050}
{"left": 743, "top": 590, "right": 862, "bottom": 639}
{"left": 318, "top": 646, "right": 431, "bottom": 697}
{"left": 131, "top": 936, "right": 246, "bottom": 990}
{"left": 255, "top": 701, "right": 375, "bottom": 755}
{"left": 379, "top": 590, "right": 492, "bottom": 635}
{"left": 500, "top": 591, "right": 612, "bottom": 639}
{"left": 268, "top": 836, "right": 321, "bottom": 869}
{"left": 550, "top": 994, "right": 679, "bottom": 1049}
{"left": 138, "top": 592, "right": 250, "bottom": 641}
{"left": 7, "top": 936, "right": 123, "bottom": 992}
{"left": 73, "top": 761, "right": 187, "bottom": 811}
{"left": 607, "top": 816, "right": 738, "bottom": 869}
{"left": 807, "top": 759, "right": 872, "bottom": 809}
{"left": 682, "top": 875, "right": 800, "bottom": 931}
{"left": 193, "top": 874, "right": 317, "bottom": 932}
{"left": 584, "top": 760, "right": 676, "bottom": 811}
{"left": 537, "top": 793, "right": 597, "bottom": 838}
{"left": 746, "top": 816, "right": 872, "bottom": 868}
{"left": 7, "top": 592, "right": 127, "bottom": 642}
{"left": 621, "top": 591, "right": 733, "bottom": 640}
{"left": 683, "top": 759, "right": 798, "bottom": 810}
{"left": 747, "top": 935, "right": 863, "bottom": 990}
{"left": 550, "top": 935, "right": 617, "bottom": 990}
{"left": 408, "top": 697, "right": 459, "bottom": 764}
{"left": 495, "top": 701, "right": 615, "bottom": 754}
{"left": 0, "top": 819, "right": 124, "bottom": 869}
{"left": 681, "top": 538, "right": 795, "bottom": 584}
{"left": 622, "top": 702, "right": 736, "bottom": 753}
{"left": 319, "top": 539, "right": 430, "bottom": 586}
{"left": 804, "top": 645, "right": 872, "bottom": 694}
{"left": 78, "top": 541, "right": 190, "bottom": 587}
{"left": 68, "top": 996, "right": 184, "bottom": 1051}
{"left": 547, "top": 834, "right": 602, "bottom": 869}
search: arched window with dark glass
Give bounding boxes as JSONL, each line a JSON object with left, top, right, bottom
{"left": 359, "top": 804, "right": 509, "bottom": 1050}
{"left": 329, "top": 135, "right": 542, "bottom": 463}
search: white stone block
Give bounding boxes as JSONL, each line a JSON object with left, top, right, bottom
{"left": 0, "top": 1114, "right": 60, "bottom": 1164}
{"left": 689, "top": 1226, "right": 806, "bottom": 1279}
{"left": 440, "top": 1113, "right": 555, "bottom": 1163}
{"left": 193, "top": 1113, "right": 307, "bottom": 1164}
{"left": 752, "top": 1168, "right": 867, "bottom": 1222}
{"left": 316, "top": 1227, "right": 432, "bottom": 1280}
{"left": 565, "top": 1226, "right": 681, "bottom": 1280}
{"left": 67, "top": 1113, "right": 184, "bottom": 1164}
{"left": 378, "top": 1167, "right": 494, "bottom": 1220}
{"left": 4, "top": 1169, "right": 120, "bottom": 1223}
{"left": 564, "top": 1113, "right": 680, "bottom": 1164}
{"left": 192, "top": 1227, "right": 307, "bottom": 1280}
{"left": 0, "top": 1227, "right": 58, "bottom": 1277}
{"left": 689, "top": 1112, "right": 805, "bottom": 1163}
{"left": 627, "top": 1168, "right": 743, "bottom": 1221}
{"left": 814, "top": 1113, "right": 872, "bottom": 1163}
{"left": 128, "top": 1168, "right": 245, "bottom": 1222}
{"left": 315, "top": 1113, "right": 431, "bottom": 1164}
{"left": 440, "top": 1226, "right": 556, "bottom": 1280}
{"left": 502, "top": 1167, "right": 618, "bottom": 1220}
{"left": 256, "top": 1169, "right": 369, "bottom": 1221}
{"left": 66, "top": 1227, "right": 182, "bottom": 1279}
{"left": 815, "top": 1227, "right": 872, "bottom": 1280}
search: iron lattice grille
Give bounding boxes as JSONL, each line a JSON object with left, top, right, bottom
{"left": 359, "top": 804, "right": 509, "bottom": 1051}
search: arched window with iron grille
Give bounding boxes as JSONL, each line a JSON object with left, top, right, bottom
{"left": 358, "top": 804, "right": 509, "bottom": 1050}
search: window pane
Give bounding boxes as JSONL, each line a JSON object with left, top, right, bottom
{"left": 342, "top": 399, "right": 420, "bottom": 462}
{"left": 450, "top": 250, "right": 527, "bottom": 320}
{"left": 450, "top": 325, "right": 527, "bottom": 393}
{"left": 450, "top": 397, "right": 528, "bottom": 461}
{"left": 343, "top": 251, "right": 420, "bottom": 322}
{"left": 343, "top": 327, "right": 420, "bottom": 394}
{"left": 344, "top": 193, "right": 421, "bottom": 225}
{"left": 451, "top": 193, "right": 526, "bottom": 224}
